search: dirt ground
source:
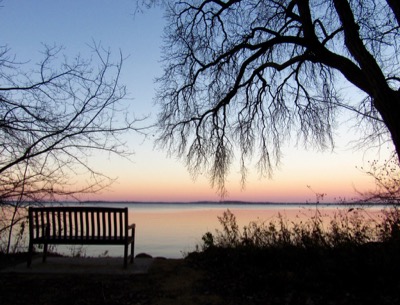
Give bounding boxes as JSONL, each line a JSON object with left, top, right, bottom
{"left": 1, "top": 244, "right": 400, "bottom": 305}
{"left": 0, "top": 257, "right": 218, "bottom": 305}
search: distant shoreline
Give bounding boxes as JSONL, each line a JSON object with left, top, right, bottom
{"left": 4, "top": 200, "right": 392, "bottom": 206}
{"left": 73, "top": 200, "right": 389, "bottom": 206}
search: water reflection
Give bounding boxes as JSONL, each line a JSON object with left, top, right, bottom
{"left": 9, "top": 203, "right": 385, "bottom": 258}
{"left": 126, "top": 204, "right": 383, "bottom": 258}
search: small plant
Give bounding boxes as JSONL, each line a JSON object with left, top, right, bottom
{"left": 99, "top": 250, "right": 110, "bottom": 258}
{"left": 376, "top": 206, "right": 400, "bottom": 242}
{"left": 201, "top": 232, "right": 215, "bottom": 250}
{"left": 215, "top": 210, "right": 241, "bottom": 247}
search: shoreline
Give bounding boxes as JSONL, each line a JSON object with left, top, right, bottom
{"left": 39, "top": 200, "right": 394, "bottom": 206}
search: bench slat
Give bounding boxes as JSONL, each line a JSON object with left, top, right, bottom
{"left": 80, "top": 211, "right": 84, "bottom": 238}
{"left": 69, "top": 211, "right": 72, "bottom": 237}
{"left": 85, "top": 210, "right": 88, "bottom": 238}
{"left": 46, "top": 211, "right": 50, "bottom": 237}
{"left": 108, "top": 212, "right": 111, "bottom": 239}
{"left": 119, "top": 211, "right": 123, "bottom": 238}
{"left": 96, "top": 211, "right": 100, "bottom": 237}
{"left": 63, "top": 211, "right": 67, "bottom": 238}
{"left": 73, "top": 211, "right": 77, "bottom": 237}
{"left": 36, "top": 211, "right": 44, "bottom": 235}
{"left": 57, "top": 210, "right": 61, "bottom": 238}
{"left": 102, "top": 211, "right": 106, "bottom": 237}
{"left": 52, "top": 211, "right": 56, "bottom": 237}
{"left": 91, "top": 211, "right": 95, "bottom": 238}
{"left": 34, "top": 211, "right": 39, "bottom": 238}
{"left": 113, "top": 211, "right": 117, "bottom": 238}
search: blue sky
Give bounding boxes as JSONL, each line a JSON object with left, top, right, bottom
{"left": 1, "top": 0, "right": 391, "bottom": 202}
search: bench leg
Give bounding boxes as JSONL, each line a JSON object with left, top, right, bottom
{"left": 43, "top": 224, "right": 50, "bottom": 263}
{"left": 27, "top": 242, "right": 33, "bottom": 267}
{"left": 130, "top": 241, "right": 134, "bottom": 264}
{"left": 124, "top": 244, "right": 128, "bottom": 269}
{"left": 130, "top": 227, "right": 135, "bottom": 264}
{"left": 43, "top": 243, "right": 48, "bottom": 263}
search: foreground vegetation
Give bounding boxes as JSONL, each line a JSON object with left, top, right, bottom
{"left": 185, "top": 207, "right": 400, "bottom": 304}
{"left": 199, "top": 207, "right": 400, "bottom": 250}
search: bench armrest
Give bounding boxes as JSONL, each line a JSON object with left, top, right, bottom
{"left": 127, "top": 223, "right": 136, "bottom": 230}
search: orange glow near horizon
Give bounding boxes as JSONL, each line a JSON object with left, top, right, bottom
{"left": 83, "top": 164, "right": 377, "bottom": 203}
{"left": 80, "top": 130, "right": 384, "bottom": 203}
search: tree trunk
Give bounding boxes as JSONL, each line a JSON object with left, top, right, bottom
{"left": 374, "top": 90, "right": 400, "bottom": 162}
{"left": 385, "top": 0, "right": 400, "bottom": 161}
{"left": 332, "top": 0, "right": 400, "bottom": 162}
{"left": 387, "top": 0, "right": 400, "bottom": 25}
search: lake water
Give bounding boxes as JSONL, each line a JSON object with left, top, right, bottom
{"left": 51, "top": 202, "right": 384, "bottom": 259}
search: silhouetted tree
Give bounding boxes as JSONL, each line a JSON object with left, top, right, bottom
{"left": 151, "top": 0, "right": 400, "bottom": 195}
{"left": 0, "top": 43, "right": 141, "bottom": 252}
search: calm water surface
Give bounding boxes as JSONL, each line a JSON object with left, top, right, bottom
{"left": 53, "top": 202, "right": 383, "bottom": 258}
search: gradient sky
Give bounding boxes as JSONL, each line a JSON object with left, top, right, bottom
{"left": 1, "top": 0, "right": 392, "bottom": 203}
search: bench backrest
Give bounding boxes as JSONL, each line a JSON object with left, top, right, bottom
{"left": 28, "top": 206, "right": 130, "bottom": 240}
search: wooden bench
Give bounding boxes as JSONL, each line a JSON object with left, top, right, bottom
{"left": 27, "top": 206, "right": 136, "bottom": 268}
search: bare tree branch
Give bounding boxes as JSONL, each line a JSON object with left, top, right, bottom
{"left": 0, "top": 43, "right": 144, "bottom": 203}
{"left": 155, "top": 0, "right": 400, "bottom": 196}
